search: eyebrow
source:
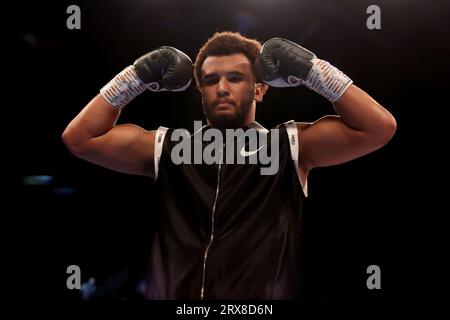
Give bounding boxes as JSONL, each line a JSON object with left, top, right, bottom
{"left": 202, "top": 71, "right": 245, "bottom": 81}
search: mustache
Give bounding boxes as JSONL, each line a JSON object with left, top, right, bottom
{"left": 212, "top": 99, "right": 236, "bottom": 108}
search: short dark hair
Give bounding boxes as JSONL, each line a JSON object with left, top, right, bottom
{"left": 194, "top": 31, "right": 266, "bottom": 90}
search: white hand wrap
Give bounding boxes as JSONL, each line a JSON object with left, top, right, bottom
{"left": 306, "top": 58, "right": 353, "bottom": 103}
{"left": 100, "top": 66, "right": 147, "bottom": 109}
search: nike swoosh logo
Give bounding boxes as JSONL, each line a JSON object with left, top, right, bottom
{"left": 240, "top": 145, "right": 263, "bottom": 157}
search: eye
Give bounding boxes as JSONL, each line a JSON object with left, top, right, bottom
{"left": 229, "top": 75, "right": 243, "bottom": 82}
{"left": 203, "top": 77, "right": 219, "bottom": 86}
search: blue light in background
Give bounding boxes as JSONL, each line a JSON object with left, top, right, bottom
{"left": 22, "top": 175, "right": 53, "bottom": 186}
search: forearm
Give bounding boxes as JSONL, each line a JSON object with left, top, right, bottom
{"left": 62, "top": 94, "right": 120, "bottom": 151}
{"left": 260, "top": 39, "right": 395, "bottom": 136}
{"left": 62, "top": 46, "right": 192, "bottom": 171}
{"left": 62, "top": 65, "right": 145, "bottom": 151}
{"left": 333, "top": 85, "right": 397, "bottom": 138}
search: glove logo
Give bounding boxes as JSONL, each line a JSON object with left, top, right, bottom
{"left": 147, "top": 82, "right": 160, "bottom": 92}
{"left": 287, "top": 75, "right": 304, "bottom": 86}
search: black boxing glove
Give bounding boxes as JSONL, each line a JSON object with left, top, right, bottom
{"left": 100, "top": 46, "right": 193, "bottom": 109}
{"left": 133, "top": 46, "right": 193, "bottom": 92}
{"left": 258, "top": 38, "right": 352, "bottom": 102}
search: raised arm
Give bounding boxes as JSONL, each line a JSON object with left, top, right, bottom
{"left": 62, "top": 94, "right": 157, "bottom": 177}
{"left": 298, "top": 85, "right": 396, "bottom": 170}
{"left": 62, "top": 46, "right": 193, "bottom": 178}
{"left": 258, "top": 38, "right": 396, "bottom": 173}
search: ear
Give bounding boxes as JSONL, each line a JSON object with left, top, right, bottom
{"left": 254, "top": 83, "right": 268, "bottom": 103}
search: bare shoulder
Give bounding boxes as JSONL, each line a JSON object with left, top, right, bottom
{"left": 295, "top": 122, "right": 313, "bottom": 171}
{"left": 97, "top": 124, "right": 158, "bottom": 178}
{"left": 296, "top": 122, "right": 312, "bottom": 132}
{"left": 134, "top": 128, "right": 157, "bottom": 177}
{"left": 114, "top": 124, "right": 157, "bottom": 152}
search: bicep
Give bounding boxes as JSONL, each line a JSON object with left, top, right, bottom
{"left": 79, "top": 125, "right": 157, "bottom": 177}
{"left": 298, "top": 116, "right": 376, "bottom": 170}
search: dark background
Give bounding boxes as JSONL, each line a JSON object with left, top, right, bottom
{"left": 7, "top": 0, "right": 449, "bottom": 313}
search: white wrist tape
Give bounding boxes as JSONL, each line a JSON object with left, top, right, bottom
{"left": 100, "top": 66, "right": 147, "bottom": 109}
{"left": 306, "top": 58, "right": 353, "bottom": 103}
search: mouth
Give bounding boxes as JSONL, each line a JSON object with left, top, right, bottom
{"left": 214, "top": 100, "right": 235, "bottom": 109}
{"left": 216, "top": 103, "right": 233, "bottom": 109}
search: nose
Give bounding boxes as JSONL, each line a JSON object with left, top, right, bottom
{"left": 217, "top": 77, "right": 230, "bottom": 98}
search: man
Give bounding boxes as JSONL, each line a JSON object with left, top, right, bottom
{"left": 62, "top": 32, "right": 396, "bottom": 299}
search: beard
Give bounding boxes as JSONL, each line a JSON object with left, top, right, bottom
{"left": 202, "top": 89, "right": 255, "bottom": 129}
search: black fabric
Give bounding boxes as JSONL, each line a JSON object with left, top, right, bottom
{"left": 144, "top": 123, "right": 305, "bottom": 299}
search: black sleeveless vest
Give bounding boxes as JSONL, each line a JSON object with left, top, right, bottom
{"left": 144, "top": 121, "right": 307, "bottom": 300}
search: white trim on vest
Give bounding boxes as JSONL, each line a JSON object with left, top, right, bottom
{"left": 284, "top": 120, "right": 308, "bottom": 197}
{"left": 154, "top": 126, "right": 168, "bottom": 180}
